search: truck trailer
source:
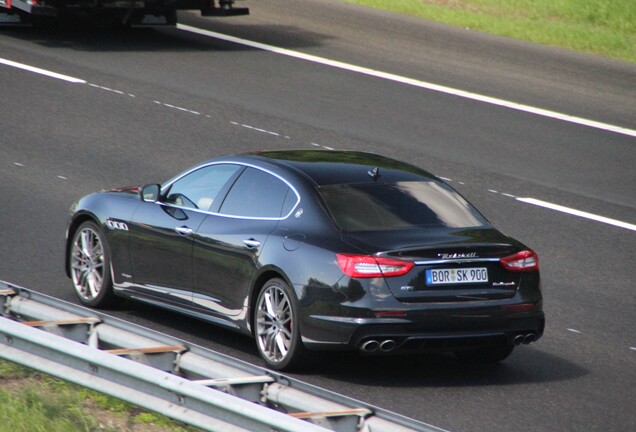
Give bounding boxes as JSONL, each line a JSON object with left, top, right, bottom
{"left": 0, "top": 0, "right": 248, "bottom": 26}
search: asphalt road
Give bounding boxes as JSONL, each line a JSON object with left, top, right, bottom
{"left": 1, "top": 1, "right": 635, "bottom": 431}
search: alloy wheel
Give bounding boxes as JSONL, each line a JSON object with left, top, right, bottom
{"left": 256, "top": 283, "right": 294, "bottom": 364}
{"left": 71, "top": 226, "right": 105, "bottom": 301}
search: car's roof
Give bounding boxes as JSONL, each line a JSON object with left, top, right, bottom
{"left": 237, "top": 150, "right": 437, "bottom": 187}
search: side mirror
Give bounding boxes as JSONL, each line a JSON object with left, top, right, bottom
{"left": 140, "top": 184, "right": 160, "bottom": 202}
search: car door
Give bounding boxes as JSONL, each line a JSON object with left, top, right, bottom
{"left": 192, "top": 167, "right": 298, "bottom": 323}
{"left": 129, "top": 163, "right": 242, "bottom": 307}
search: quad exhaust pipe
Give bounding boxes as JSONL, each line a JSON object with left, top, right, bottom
{"left": 380, "top": 339, "right": 396, "bottom": 352}
{"left": 360, "top": 339, "right": 397, "bottom": 353}
{"left": 361, "top": 340, "right": 380, "bottom": 352}
{"left": 362, "top": 333, "right": 537, "bottom": 353}
{"left": 513, "top": 333, "right": 537, "bottom": 346}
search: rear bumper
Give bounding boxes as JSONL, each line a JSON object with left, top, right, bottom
{"left": 350, "top": 313, "right": 544, "bottom": 354}
{"left": 297, "top": 271, "right": 544, "bottom": 354}
{"left": 302, "top": 307, "right": 545, "bottom": 354}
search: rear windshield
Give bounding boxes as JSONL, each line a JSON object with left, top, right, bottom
{"left": 319, "top": 181, "right": 488, "bottom": 232}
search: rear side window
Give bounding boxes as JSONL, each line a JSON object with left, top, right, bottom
{"left": 220, "top": 168, "right": 295, "bottom": 218}
{"left": 320, "top": 181, "right": 488, "bottom": 231}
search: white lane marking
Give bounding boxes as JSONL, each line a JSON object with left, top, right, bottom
{"left": 89, "top": 83, "right": 136, "bottom": 98}
{"left": 89, "top": 84, "right": 123, "bottom": 95}
{"left": 311, "top": 143, "right": 334, "bottom": 150}
{"left": 231, "top": 121, "right": 283, "bottom": 137}
{"left": 0, "top": 58, "right": 86, "bottom": 84}
{"left": 630, "top": 347, "right": 636, "bottom": 351}
{"left": 153, "top": 100, "right": 201, "bottom": 116}
{"left": 568, "top": 328, "right": 582, "bottom": 334}
{"left": 253, "top": 126, "right": 279, "bottom": 136}
{"left": 57, "top": 176, "right": 68, "bottom": 180}
{"left": 14, "top": 162, "right": 24, "bottom": 167}
{"left": 517, "top": 197, "right": 636, "bottom": 232}
{"left": 177, "top": 24, "right": 636, "bottom": 139}
{"left": 248, "top": 125, "right": 278, "bottom": 136}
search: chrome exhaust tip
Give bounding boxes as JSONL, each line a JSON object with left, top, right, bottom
{"left": 361, "top": 340, "right": 380, "bottom": 352}
{"left": 513, "top": 334, "right": 525, "bottom": 346}
{"left": 523, "top": 333, "right": 536, "bottom": 344}
{"left": 380, "top": 339, "right": 396, "bottom": 352}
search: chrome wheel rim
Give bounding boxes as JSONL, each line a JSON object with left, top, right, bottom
{"left": 70, "top": 227, "right": 105, "bottom": 301}
{"left": 256, "top": 284, "right": 293, "bottom": 364}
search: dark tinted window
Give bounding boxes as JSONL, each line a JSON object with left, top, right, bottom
{"left": 164, "top": 164, "right": 240, "bottom": 210}
{"left": 220, "top": 168, "right": 293, "bottom": 218}
{"left": 320, "top": 181, "right": 488, "bottom": 231}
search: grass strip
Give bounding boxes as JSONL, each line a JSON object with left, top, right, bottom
{"left": 342, "top": 0, "right": 636, "bottom": 63}
{"left": 0, "top": 359, "right": 201, "bottom": 432}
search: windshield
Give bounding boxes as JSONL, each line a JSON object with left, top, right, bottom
{"left": 319, "top": 181, "right": 489, "bottom": 232}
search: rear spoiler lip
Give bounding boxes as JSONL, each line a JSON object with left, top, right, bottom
{"left": 411, "top": 257, "right": 503, "bottom": 265}
{"left": 377, "top": 242, "right": 521, "bottom": 261}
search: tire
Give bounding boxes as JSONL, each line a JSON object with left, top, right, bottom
{"left": 455, "top": 342, "right": 514, "bottom": 363}
{"left": 255, "top": 278, "right": 308, "bottom": 371}
{"left": 69, "top": 221, "right": 118, "bottom": 308}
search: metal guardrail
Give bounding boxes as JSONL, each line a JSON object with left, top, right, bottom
{"left": 0, "top": 281, "right": 448, "bottom": 432}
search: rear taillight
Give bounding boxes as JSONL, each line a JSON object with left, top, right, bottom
{"left": 337, "top": 254, "right": 414, "bottom": 278}
{"left": 500, "top": 250, "right": 539, "bottom": 272}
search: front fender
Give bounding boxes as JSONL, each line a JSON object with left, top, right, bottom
{"left": 65, "top": 192, "right": 140, "bottom": 283}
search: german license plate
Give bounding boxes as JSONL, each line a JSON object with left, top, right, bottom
{"left": 426, "top": 267, "right": 488, "bottom": 285}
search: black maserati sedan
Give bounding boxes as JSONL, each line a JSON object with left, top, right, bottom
{"left": 66, "top": 150, "right": 544, "bottom": 370}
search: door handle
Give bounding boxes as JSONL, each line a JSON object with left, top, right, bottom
{"left": 243, "top": 239, "right": 261, "bottom": 248}
{"left": 175, "top": 226, "right": 194, "bottom": 236}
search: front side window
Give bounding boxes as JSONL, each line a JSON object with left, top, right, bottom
{"left": 220, "top": 168, "right": 294, "bottom": 218}
{"left": 320, "top": 181, "right": 488, "bottom": 232}
{"left": 164, "top": 164, "right": 241, "bottom": 211}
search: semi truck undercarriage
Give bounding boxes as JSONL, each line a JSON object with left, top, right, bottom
{"left": 0, "top": 0, "right": 248, "bottom": 26}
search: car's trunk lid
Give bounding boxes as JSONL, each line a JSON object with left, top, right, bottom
{"left": 341, "top": 228, "right": 523, "bottom": 302}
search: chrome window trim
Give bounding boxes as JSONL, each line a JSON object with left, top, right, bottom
{"left": 158, "top": 161, "right": 301, "bottom": 221}
{"left": 413, "top": 258, "right": 501, "bottom": 265}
